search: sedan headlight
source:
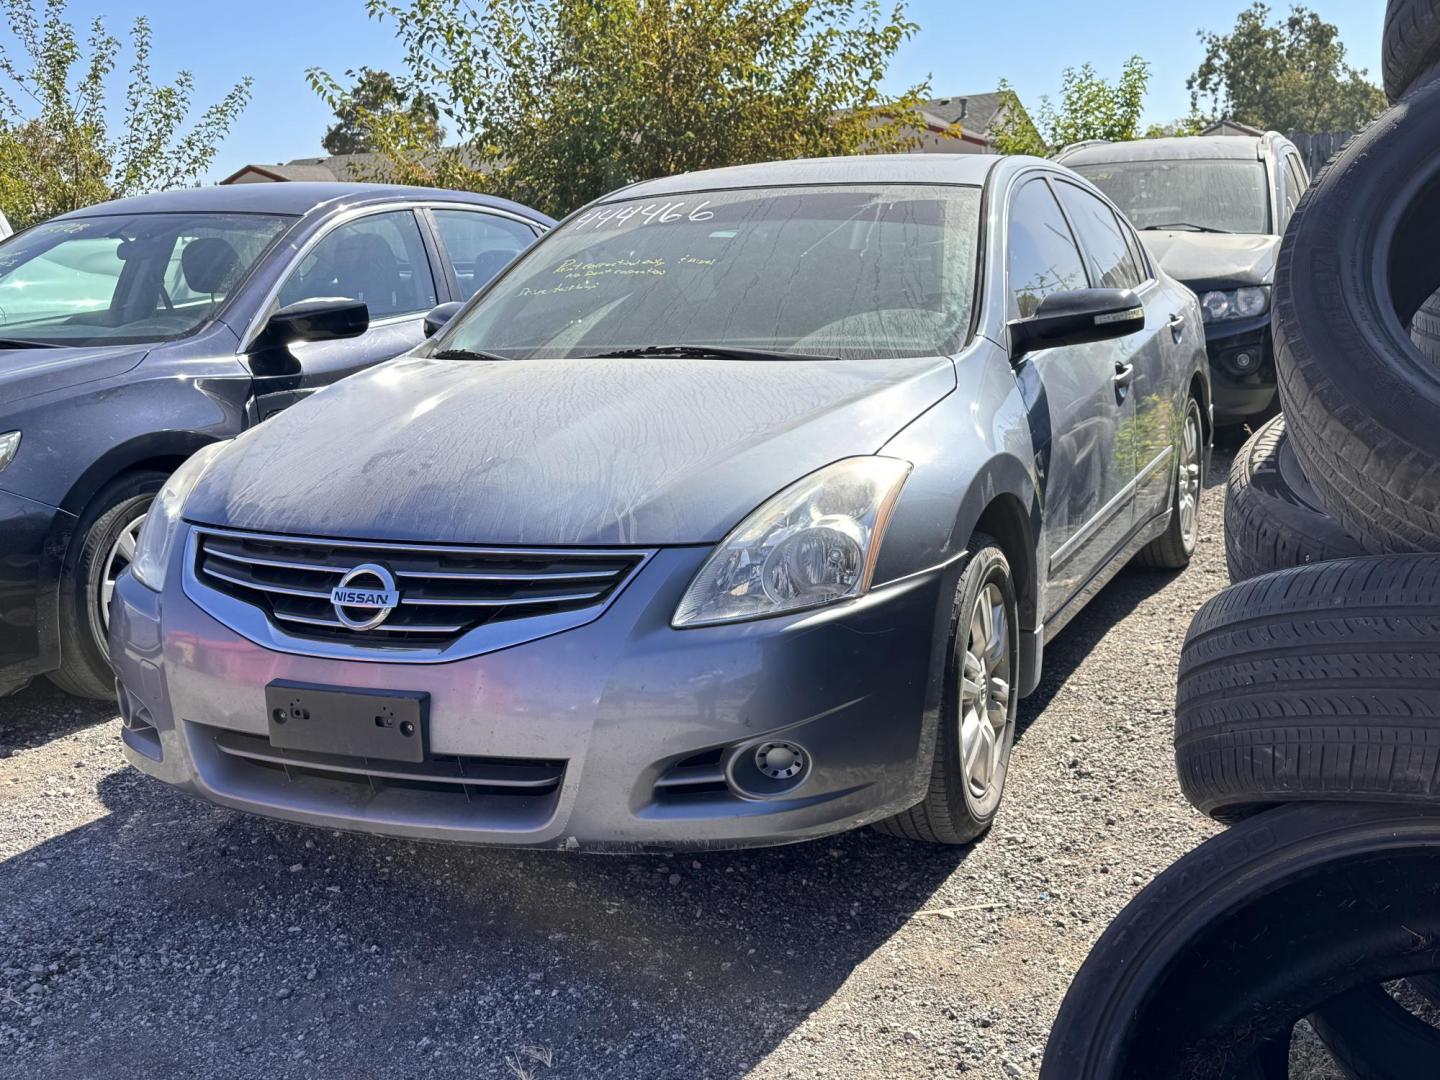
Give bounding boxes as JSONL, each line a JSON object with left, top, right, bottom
{"left": 1200, "top": 286, "right": 1269, "bottom": 323}
{"left": 131, "top": 441, "right": 231, "bottom": 592}
{"left": 673, "top": 456, "right": 912, "bottom": 628}
{"left": 0, "top": 430, "right": 18, "bottom": 472}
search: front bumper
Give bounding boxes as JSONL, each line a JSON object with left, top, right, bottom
{"left": 1202, "top": 316, "right": 1275, "bottom": 423}
{"left": 0, "top": 488, "right": 72, "bottom": 695}
{"left": 110, "top": 534, "right": 954, "bottom": 850}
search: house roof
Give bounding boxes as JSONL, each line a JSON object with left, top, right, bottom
{"left": 919, "top": 93, "right": 1007, "bottom": 136}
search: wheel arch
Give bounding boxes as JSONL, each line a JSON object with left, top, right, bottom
{"left": 57, "top": 431, "right": 217, "bottom": 519}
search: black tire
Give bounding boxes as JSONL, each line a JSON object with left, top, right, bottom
{"left": 1223, "top": 415, "right": 1364, "bottom": 583}
{"left": 47, "top": 471, "right": 165, "bottom": 700}
{"left": 1175, "top": 555, "right": 1440, "bottom": 823}
{"left": 1412, "top": 288, "right": 1440, "bottom": 360}
{"left": 874, "top": 532, "right": 1018, "bottom": 845}
{"left": 1273, "top": 79, "right": 1440, "bottom": 554}
{"left": 1311, "top": 984, "right": 1440, "bottom": 1078}
{"left": 1384, "top": 0, "right": 1440, "bottom": 102}
{"left": 1040, "top": 803, "right": 1440, "bottom": 1080}
{"left": 1134, "top": 394, "right": 1204, "bottom": 570}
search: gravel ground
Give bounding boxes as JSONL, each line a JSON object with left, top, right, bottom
{"left": 0, "top": 444, "right": 1344, "bottom": 1079}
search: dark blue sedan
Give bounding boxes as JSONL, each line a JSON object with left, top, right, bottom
{"left": 0, "top": 182, "right": 553, "bottom": 699}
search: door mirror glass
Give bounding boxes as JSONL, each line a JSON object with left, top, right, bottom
{"left": 1007, "top": 288, "right": 1144, "bottom": 360}
{"left": 423, "top": 301, "right": 464, "bottom": 338}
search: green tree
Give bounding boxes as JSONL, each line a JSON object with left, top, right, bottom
{"left": 0, "top": 0, "right": 252, "bottom": 229}
{"left": 1188, "top": 2, "right": 1386, "bottom": 132}
{"left": 991, "top": 57, "right": 1150, "bottom": 157}
{"left": 320, "top": 66, "right": 442, "bottom": 155}
{"left": 311, "top": 0, "right": 931, "bottom": 218}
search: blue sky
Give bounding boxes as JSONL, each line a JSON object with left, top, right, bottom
{"left": 13, "top": 0, "right": 1386, "bottom": 182}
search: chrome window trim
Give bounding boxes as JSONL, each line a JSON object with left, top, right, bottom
{"left": 181, "top": 524, "right": 656, "bottom": 664}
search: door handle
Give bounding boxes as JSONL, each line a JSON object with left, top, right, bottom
{"left": 1168, "top": 312, "right": 1186, "bottom": 343}
{"left": 1113, "top": 361, "right": 1135, "bottom": 387}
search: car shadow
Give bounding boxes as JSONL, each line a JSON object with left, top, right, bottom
{"left": 0, "top": 764, "right": 968, "bottom": 1079}
{"left": 0, "top": 679, "right": 116, "bottom": 753}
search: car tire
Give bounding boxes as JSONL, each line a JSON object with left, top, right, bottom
{"left": 1273, "top": 78, "right": 1440, "bottom": 554}
{"left": 1223, "top": 415, "right": 1364, "bottom": 583}
{"left": 873, "top": 532, "right": 1018, "bottom": 846}
{"left": 1039, "top": 803, "right": 1440, "bottom": 1079}
{"left": 1134, "top": 394, "right": 1204, "bottom": 570}
{"left": 1384, "top": 0, "right": 1440, "bottom": 102}
{"left": 47, "top": 471, "right": 165, "bottom": 701}
{"left": 1175, "top": 554, "right": 1440, "bottom": 823}
{"left": 1310, "top": 984, "right": 1440, "bottom": 1077}
{"left": 1412, "top": 288, "right": 1440, "bottom": 360}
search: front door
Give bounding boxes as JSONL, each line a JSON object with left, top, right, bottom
{"left": 1006, "top": 176, "right": 1138, "bottom": 615}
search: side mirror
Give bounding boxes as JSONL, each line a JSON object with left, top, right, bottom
{"left": 248, "top": 298, "right": 368, "bottom": 379}
{"left": 1007, "top": 288, "right": 1144, "bottom": 362}
{"left": 254, "top": 298, "right": 369, "bottom": 351}
{"left": 423, "top": 301, "right": 464, "bottom": 339}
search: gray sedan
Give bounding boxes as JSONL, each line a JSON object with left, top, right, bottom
{"left": 108, "top": 154, "right": 1209, "bottom": 849}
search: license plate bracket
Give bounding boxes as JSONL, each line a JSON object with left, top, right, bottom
{"left": 264, "top": 680, "right": 429, "bottom": 763}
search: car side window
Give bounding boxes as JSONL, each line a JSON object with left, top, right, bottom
{"left": 1007, "top": 179, "right": 1089, "bottom": 318}
{"left": 430, "top": 210, "right": 537, "bottom": 300}
{"left": 1054, "top": 181, "right": 1142, "bottom": 291}
{"left": 278, "top": 210, "right": 437, "bottom": 320}
{"left": 1116, "top": 212, "right": 1151, "bottom": 284}
{"left": 1282, "top": 155, "right": 1307, "bottom": 224}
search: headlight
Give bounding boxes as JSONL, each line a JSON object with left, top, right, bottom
{"left": 0, "top": 430, "right": 18, "bottom": 472}
{"left": 672, "top": 456, "right": 912, "bottom": 628}
{"left": 1200, "top": 286, "right": 1269, "bottom": 323}
{"left": 131, "top": 441, "right": 231, "bottom": 592}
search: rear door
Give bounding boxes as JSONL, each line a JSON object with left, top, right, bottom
{"left": 1007, "top": 175, "right": 1137, "bottom": 614}
{"left": 1053, "top": 179, "right": 1177, "bottom": 525}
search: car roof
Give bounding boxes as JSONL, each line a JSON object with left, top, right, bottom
{"left": 1056, "top": 136, "right": 1276, "bottom": 166}
{"left": 600, "top": 154, "right": 1003, "bottom": 202}
{"left": 56, "top": 182, "right": 553, "bottom": 224}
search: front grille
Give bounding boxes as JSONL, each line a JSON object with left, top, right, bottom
{"left": 193, "top": 527, "right": 646, "bottom": 649}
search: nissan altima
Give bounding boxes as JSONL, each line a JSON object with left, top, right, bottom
{"left": 109, "top": 155, "right": 1209, "bottom": 849}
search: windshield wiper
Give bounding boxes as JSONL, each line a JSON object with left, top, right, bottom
{"left": 1138, "top": 222, "right": 1233, "bottom": 234}
{"left": 586, "top": 344, "right": 844, "bottom": 362}
{"left": 430, "top": 347, "right": 514, "bottom": 362}
{"left": 0, "top": 337, "right": 61, "bottom": 349}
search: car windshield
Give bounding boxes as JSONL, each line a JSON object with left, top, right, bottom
{"left": 1069, "top": 159, "right": 1271, "bottom": 235}
{"left": 0, "top": 211, "right": 293, "bottom": 347}
{"left": 438, "top": 184, "right": 982, "bottom": 362}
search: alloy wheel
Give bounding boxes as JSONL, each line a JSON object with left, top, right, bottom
{"left": 1178, "top": 404, "right": 1203, "bottom": 546}
{"left": 959, "top": 581, "right": 1013, "bottom": 802}
{"left": 98, "top": 513, "right": 145, "bottom": 638}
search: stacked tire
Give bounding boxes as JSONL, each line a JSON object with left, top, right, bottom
{"left": 1043, "top": 6, "right": 1440, "bottom": 1075}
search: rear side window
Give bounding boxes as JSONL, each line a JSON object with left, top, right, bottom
{"left": 1055, "top": 181, "right": 1143, "bottom": 291}
{"left": 1007, "top": 179, "right": 1088, "bottom": 318}
{"left": 430, "top": 210, "right": 537, "bottom": 300}
{"left": 1282, "top": 155, "right": 1308, "bottom": 222}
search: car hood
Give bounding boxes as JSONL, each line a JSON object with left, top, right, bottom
{"left": 0, "top": 342, "right": 150, "bottom": 407}
{"left": 185, "top": 353, "right": 956, "bottom": 546}
{"left": 1137, "top": 231, "right": 1280, "bottom": 291}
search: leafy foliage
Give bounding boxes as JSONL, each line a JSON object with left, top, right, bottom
{"left": 311, "top": 0, "right": 931, "bottom": 218}
{"left": 990, "top": 57, "right": 1150, "bottom": 157}
{"left": 319, "top": 66, "right": 442, "bottom": 155}
{"left": 1188, "top": 2, "right": 1386, "bottom": 132}
{"left": 0, "top": 0, "right": 252, "bottom": 229}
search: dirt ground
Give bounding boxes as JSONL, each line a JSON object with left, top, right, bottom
{"left": 0, "top": 444, "right": 1342, "bottom": 1079}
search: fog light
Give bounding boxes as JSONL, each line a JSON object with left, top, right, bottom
{"left": 755, "top": 741, "right": 806, "bottom": 780}
{"left": 728, "top": 738, "right": 813, "bottom": 797}
{"left": 1232, "top": 351, "right": 1255, "bottom": 371}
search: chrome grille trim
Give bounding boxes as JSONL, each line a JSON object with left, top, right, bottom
{"left": 182, "top": 525, "right": 655, "bottom": 663}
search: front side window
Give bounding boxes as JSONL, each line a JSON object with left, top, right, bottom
{"left": 438, "top": 184, "right": 982, "bottom": 362}
{"left": 1055, "top": 182, "right": 1143, "bottom": 291}
{"left": 0, "top": 212, "right": 292, "bottom": 346}
{"left": 1069, "top": 159, "right": 1272, "bottom": 235}
{"left": 430, "top": 210, "right": 537, "bottom": 300}
{"left": 1007, "top": 179, "right": 1088, "bottom": 318}
{"left": 279, "top": 210, "right": 436, "bottom": 320}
